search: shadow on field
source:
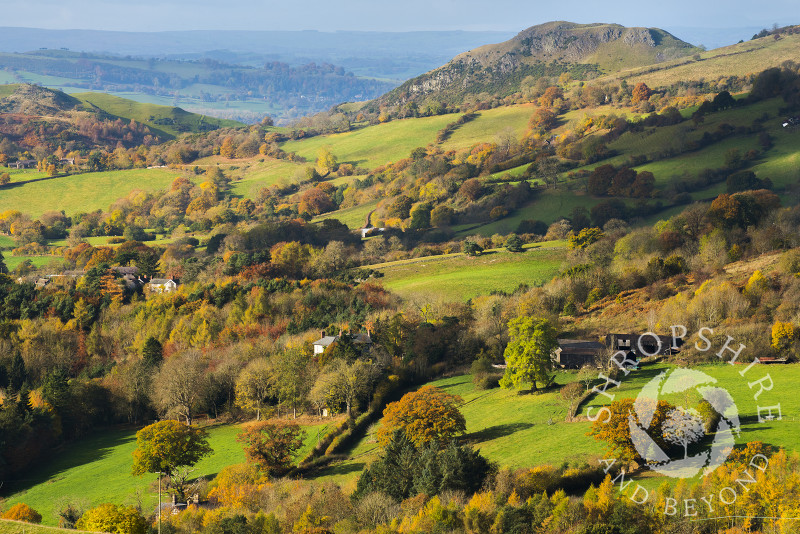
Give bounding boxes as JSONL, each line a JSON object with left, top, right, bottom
{"left": 1, "top": 427, "right": 136, "bottom": 496}
{"left": 465, "top": 422, "right": 534, "bottom": 443}
{"left": 317, "top": 460, "right": 365, "bottom": 479}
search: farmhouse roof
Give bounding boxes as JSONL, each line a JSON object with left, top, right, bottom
{"left": 149, "top": 278, "right": 175, "bottom": 285}
{"left": 313, "top": 336, "right": 338, "bottom": 347}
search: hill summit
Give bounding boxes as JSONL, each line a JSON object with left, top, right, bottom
{"left": 377, "top": 21, "right": 698, "bottom": 106}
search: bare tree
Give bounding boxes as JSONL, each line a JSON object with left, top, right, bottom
{"left": 152, "top": 350, "right": 209, "bottom": 425}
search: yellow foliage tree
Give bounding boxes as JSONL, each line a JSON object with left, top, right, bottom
{"left": 772, "top": 321, "right": 795, "bottom": 351}
{"left": 75, "top": 504, "right": 146, "bottom": 534}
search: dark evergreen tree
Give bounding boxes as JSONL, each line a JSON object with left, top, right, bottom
{"left": 142, "top": 337, "right": 163, "bottom": 367}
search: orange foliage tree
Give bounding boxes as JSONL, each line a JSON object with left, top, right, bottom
{"left": 589, "top": 397, "right": 673, "bottom": 463}
{"left": 377, "top": 385, "right": 466, "bottom": 448}
{"left": 631, "top": 82, "right": 653, "bottom": 104}
{"left": 2, "top": 503, "right": 43, "bottom": 523}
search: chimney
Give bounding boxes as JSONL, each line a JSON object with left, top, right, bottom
{"left": 320, "top": 329, "right": 326, "bottom": 339}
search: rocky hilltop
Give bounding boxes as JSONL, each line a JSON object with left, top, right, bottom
{"left": 373, "top": 21, "right": 698, "bottom": 107}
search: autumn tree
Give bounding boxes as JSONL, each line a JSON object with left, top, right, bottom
{"left": 2, "top": 503, "right": 42, "bottom": 523}
{"left": 131, "top": 420, "right": 212, "bottom": 500}
{"left": 378, "top": 385, "right": 466, "bottom": 447}
{"left": 76, "top": 504, "right": 146, "bottom": 534}
{"left": 0, "top": 172, "right": 10, "bottom": 186}
{"left": 220, "top": 137, "right": 235, "bottom": 158}
{"left": 529, "top": 108, "right": 557, "bottom": 131}
{"left": 316, "top": 147, "right": 338, "bottom": 177}
{"left": 499, "top": 316, "right": 557, "bottom": 392}
{"left": 631, "top": 82, "right": 653, "bottom": 104}
{"left": 237, "top": 422, "right": 305, "bottom": 476}
{"left": 538, "top": 86, "right": 564, "bottom": 108}
{"left": 568, "top": 227, "right": 604, "bottom": 249}
{"left": 589, "top": 397, "right": 673, "bottom": 463}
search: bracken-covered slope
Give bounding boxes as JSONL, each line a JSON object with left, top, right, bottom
{"left": 376, "top": 21, "right": 698, "bottom": 107}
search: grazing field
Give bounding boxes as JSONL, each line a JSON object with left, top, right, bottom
{"left": 281, "top": 114, "right": 456, "bottom": 169}
{"left": 439, "top": 104, "right": 535, "bottom": 151}
{"left": 455, "top": 190, "right": 604, "bottom": 237}
{"left": 0, "top": 520, "right": 101, "bottom": 534}
{"left": 0, "top": 168, "right": 180, "bottom": 217}
{"left": 2, "top": 419, "right": 334, "bottom": 526}
{"left": 4, "top": 255, "right": 55, "bottom": 272}
{"left": 313, "top": 200, "right": 379, "bottom": 229}
{"left": 315, "top": 362, "right": 800, "bottom": 490}
{"left": 73, "top": 93, "right": 243, "bottom": 138}
{"left": 373, "top": 242, "right": 566, "bottom": 300}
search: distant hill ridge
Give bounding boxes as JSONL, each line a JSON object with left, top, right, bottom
{"left": 0, "top": 83, "right": 242, "bottom": 139}
{"left": 377, "top": 21, "right": 698, "bottom": 106}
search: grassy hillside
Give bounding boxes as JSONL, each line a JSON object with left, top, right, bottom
{"left": 313, "top": 200, "right": 379, "bottom": 229}
{"left": 2, "top": 419, "right": 335, "bottom": 526}
{"left": 0, "top": 520, "right": 101, "bottom": 534}
{"left": 74, "top": 92, "right": 243, "bottom": 139}
{"left": 0, "top": 168, "right": 180, "bottom": 218}
{"left": 315, "top": 362, "right": 800, "bottom": 490}
{"left": 281, "top": 114, "right": 456, "bottom": 169}
{"left": 617, "top": 31, "right": 800, "bottom": 88}
{"left": 372, "top": 241, "right": 567, "bottom": 300}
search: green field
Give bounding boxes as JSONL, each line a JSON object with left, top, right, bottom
{"left": 74, "top": 93, "right": 243, "bottom": 139}
{"left": 4, "top": 255, "right": 55, "bottom": 272}
{"left": 0, "top": 168, "right": 180, "bottom": 218}
{"left": 439, "top": 105, "right": 535, "bottom": 151}
{"left": 0, "top": 520, "right": 100, "bottom": 534}
{"left": 373, "top": 242, "right": 566, "bottom": 300}
{"left": 455, "top": 190, "right": 603, "bottom": 237}
{"left": 281, "top": 114, "right": 456, "bottom": 169}
{"left": 2, "top": 420, "right": 333, "bottom": 526}
{"left": 316, "top": 361, "right": 800, "bottom": 490}
{"left": 313, "top": 200, "right": 379, "bottom": 229}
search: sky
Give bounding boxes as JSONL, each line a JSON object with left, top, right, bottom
{"left": 1, "top": 0, "right": 796, "bottom": 33}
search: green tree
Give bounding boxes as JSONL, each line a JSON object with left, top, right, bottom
{"left": 462, "top": 240, "right": 483, "bottom": 257}
{"left": 504, "top": 234, "right": 524, "bottom": 253}
{"left": 75, "top": 504, "right": 146, "bottom": 534}
{"left": 131, "top": 420, "right": 212, "bottom": 500}
{"left": 409, "top": 202, "right": 432, "bottom": 230}
{"left": 499, "top": 317, "right": 557, "bottom": 392}
{"left": 0, "top": 250, "right": 6, "bottom": 274}
{"left": 237, "top": 422, "right": 304, "bottom": 477}
{"left": 141, "top": 336, "right": 163, "bottom": 367}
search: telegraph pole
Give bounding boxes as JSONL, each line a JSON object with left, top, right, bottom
{"left": 158, "top": 472, "right": 162, "bottom": 534}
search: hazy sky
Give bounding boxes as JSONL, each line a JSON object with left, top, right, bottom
{"left": 2, "top": 0, "right": 795, "bottom": 32}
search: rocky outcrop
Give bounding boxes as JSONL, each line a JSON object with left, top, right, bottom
{"left": 377, "top": 21, "right": 696, "bottom": 107}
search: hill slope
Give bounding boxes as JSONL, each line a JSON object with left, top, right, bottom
{"left": 376, "top": 21, "right": 698, "bottom": 106}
